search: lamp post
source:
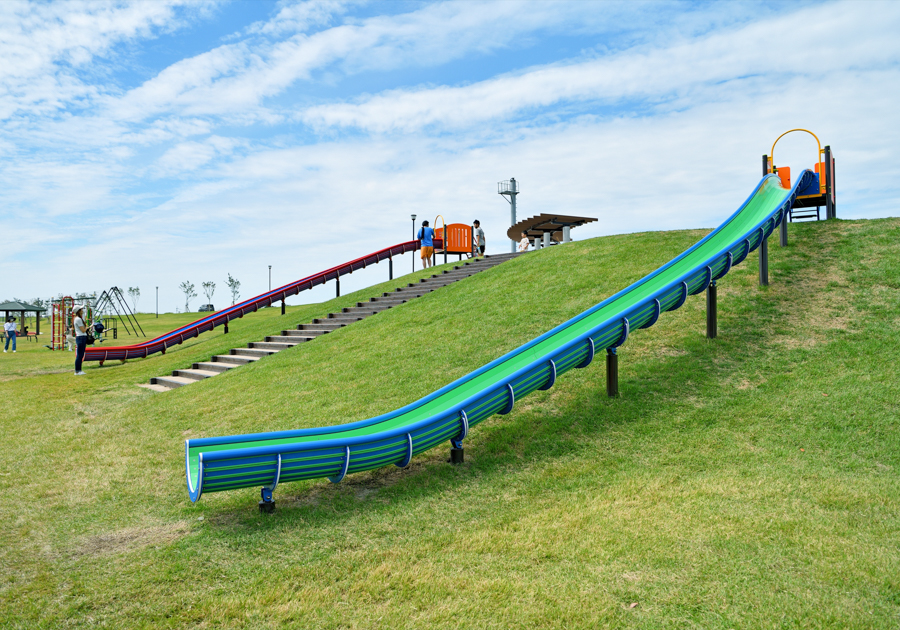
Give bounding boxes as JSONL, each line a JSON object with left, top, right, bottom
{"left": 268, "top": 265, "right": 272, "bottom": 292}
{"left": 411, "top": 214, "right": 417, "bottom": 272}
{"left": 155, "top": 286, "right": 158, "bottom": 318}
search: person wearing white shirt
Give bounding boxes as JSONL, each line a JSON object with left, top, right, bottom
{"left": 518, "top": 231, "right": 530, "bottom": 252}
{"left": 3, "top": 318, "right": 16, "bottom": 353}
{"left": 73, "top": 305, "right": 88, "bottom": 375}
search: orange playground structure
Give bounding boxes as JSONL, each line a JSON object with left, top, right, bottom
{"left": 763, "top": 128, "right": 835, "bottom": 222}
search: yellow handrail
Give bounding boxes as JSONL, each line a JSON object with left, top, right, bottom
{"left": 434, "top": 214, "right": 446, "bottom": 244}
{"left": 770, "top": 128, "right": 823, "bottom": 173}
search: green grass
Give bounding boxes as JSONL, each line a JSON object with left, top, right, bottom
{"left": 1, "top": 219, "right": 898, "bottom": 629}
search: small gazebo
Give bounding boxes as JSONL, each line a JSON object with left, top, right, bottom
{"left": 507, "top": 213, "right": 598, "bottom": 246}
{"left": 0, "top": 301, "right": 47, "bottom": 336}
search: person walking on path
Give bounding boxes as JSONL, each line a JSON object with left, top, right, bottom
{"left": 418, "top": 220, "right": 435, "bottom": 269}
{"left": 73, "top": 305, "right": 88, "bottom": 375}
{"left": 473, "top": 220, "right": 485, "bottom": 258}
{"left": 3, "top": 317, "right": 16, "bottom": 353}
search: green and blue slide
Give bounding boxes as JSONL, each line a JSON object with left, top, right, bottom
{"left": 186, "top": 171, "right": 811, "bottom": 504}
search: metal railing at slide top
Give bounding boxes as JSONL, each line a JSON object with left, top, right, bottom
{"left": 84, "top": 238, "right": 441, "bottom": 363}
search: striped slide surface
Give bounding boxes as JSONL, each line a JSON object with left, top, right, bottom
{"left": 186, "top": 172, "right": 812, "bottom": 503}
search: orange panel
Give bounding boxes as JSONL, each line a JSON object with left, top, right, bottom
{"left": 814, "top": 161, "right": 827, "bottom": 193}
{"left": 436, "top": 223, "right": 472, "bottom": 253}
{"left": 775, "top": 166, "right": 791, "bottom": 189}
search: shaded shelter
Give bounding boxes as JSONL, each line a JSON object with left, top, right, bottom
{"left": 507, "top": 213, "right": 598, "bottom": 244}
{"left": 0, "top": 301, "right": 47, "bottom": 336}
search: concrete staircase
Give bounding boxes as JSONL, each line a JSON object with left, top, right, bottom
{"left": 142, "top": 253, "right": 519, "bottom": 392}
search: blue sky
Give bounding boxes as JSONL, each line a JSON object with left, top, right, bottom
{"left": 2, "top": 0, "right": 898, "bottom": 313}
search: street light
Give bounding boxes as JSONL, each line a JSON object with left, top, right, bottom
{"left": 155, "top": 286, "right": 158, "bottom": 318}
{"left": 268, "top": 265, "right": 272, "bottom": 292}
{"left": 411, "top": 214, "right": 417, "bottom": 272}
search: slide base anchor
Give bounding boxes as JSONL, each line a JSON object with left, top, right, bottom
{"left": 449, "top": 448, "right": 464, "bottom": 464}
{"left": 258, "top": 488, "right": 275, "bottom": 514}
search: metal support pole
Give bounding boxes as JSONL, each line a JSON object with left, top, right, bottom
{"left": 779, "top": 206, "right": 788, "bottom": 247}
{"left": 224, "top": 322, "right": 228, "bottom": 334}
{"left": 156, "top": 286, "right": 158, "bottom": 318}
{"left": 389, "top": 257, "right": 393, "bottom": 280}
{"left": 762, "top": 154, "right": 768, "bottom": 177}
{"left": 543, "top": 232, "right": 551, "bottom": 249}
{"left": 450, "top": 447, "right": 464, "bottom": 464}
{"left": 706, "top": 281, "right": 717, "bottom": 339}
{"left": 336, "top": 277, "right": 340, "bottom": 298}
{"left": 606, "top": 347, "right": 618, "bottom": 397}
{"left": 281, "top": 301, "right": 285, "bottom": 315}
{"left": 510, "top": 178, "right": 517, "bottom": 254}
{"left": 825, "top": 145, "right": 835, "bottom": 219}
{"left": 759, "top": 237, "right": 769, "bottom": 286}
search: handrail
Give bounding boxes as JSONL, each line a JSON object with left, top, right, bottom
{"left": 770, "top": 128, "right": 823, "bottom": 172}
{"left": 85, "top": 240, "right": 423, "bottom": 363}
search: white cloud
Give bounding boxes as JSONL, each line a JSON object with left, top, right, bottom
{"left": 107, "top": 0, "right": 661, "bottom": 122}
{"left": 299, "top": 1, "right": 900, "bottom": 133}
{"left": 0, "top": 0, "right": 205, "bottom": 120}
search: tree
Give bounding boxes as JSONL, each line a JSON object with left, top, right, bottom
{"left": 178, "top": 281, "right": 197, "bottom": 312}
{"left": 226, "top": 273, "right": 240, "bottom": 305}
{"left": 127, "top": 286, "right": 140, "bottom": 312}
{"left": 201, "top": 281, "right": 216, "bottom": 306}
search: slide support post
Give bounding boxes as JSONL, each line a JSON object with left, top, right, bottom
{"left": 759, "top": 237, "right": 769, "bottom": 286}
{"left": 224, "top": 322, "right": 229, "bottom": 334}
{"left": 389, "top": 257, "right": 393, "bottom": 280}
{"left": 706, "top": 280, "right": 717, "bottom": 339}
{"left": 825, "top": 145, "right": 835, "bottom": 219}
{"left": 336, "top": 277, "right": 341, "bottom": 298}
{"left": 258, "top": 487, "right": 275, "bottom": 514}
{"left": 606, "top": 347, "right": 618, "bottom": 397}
{"left": 281, "top": 301, "right": 285, "bottom": 315}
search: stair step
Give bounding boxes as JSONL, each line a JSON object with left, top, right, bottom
{"left": 212, "top": 354, "right": 259, "bottom": 365}
{"left": 193, "top": 361, "right": 234, "bottom": 373}
{"left": 232, "top": 348, "right": 277, "bottom": 357}
{"left": 280, "top": 330, "right": 323, "bottom": 338}
{"left": 264, "top": 335, "right": 309, "bottom": 343}
{"left": 150, "top": 375, "right": 195, "bottom": 389}
{"left": 172, "top": 369, "right": 219, "bottom": 381}
{"left": 249, "top": 341, "right": 298, "bottom": 350}
{"left": 309, "top": 319, "right": 348, "bottom": 327}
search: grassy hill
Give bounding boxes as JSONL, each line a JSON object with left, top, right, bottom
{"left": 1, "top": 218, "right": 898, "bottom": 629}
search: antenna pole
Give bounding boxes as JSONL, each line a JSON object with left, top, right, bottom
{"left": 497, "top": 177, "right": 519, "bottom": 253}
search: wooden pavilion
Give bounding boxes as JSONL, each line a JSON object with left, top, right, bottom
{"left": 0, "top": 301, "right": 47, "bottom": 336}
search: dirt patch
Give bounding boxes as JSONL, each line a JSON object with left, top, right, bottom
{"left": 74, "top": 521, "right": 191, "bottom": 558}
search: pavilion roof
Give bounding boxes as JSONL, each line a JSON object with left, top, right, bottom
{"left": 0, "top": 300, "right": 46, "bottom": 312}
{"left": 506, "top": 213, "right": 598, "bottom": 242}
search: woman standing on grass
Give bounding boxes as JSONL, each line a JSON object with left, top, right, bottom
{"left": 73, "top": 305, "right": 88, "bottom": 375}
{"left": 3, "top": 317, "right": 16, "bottom": 353}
